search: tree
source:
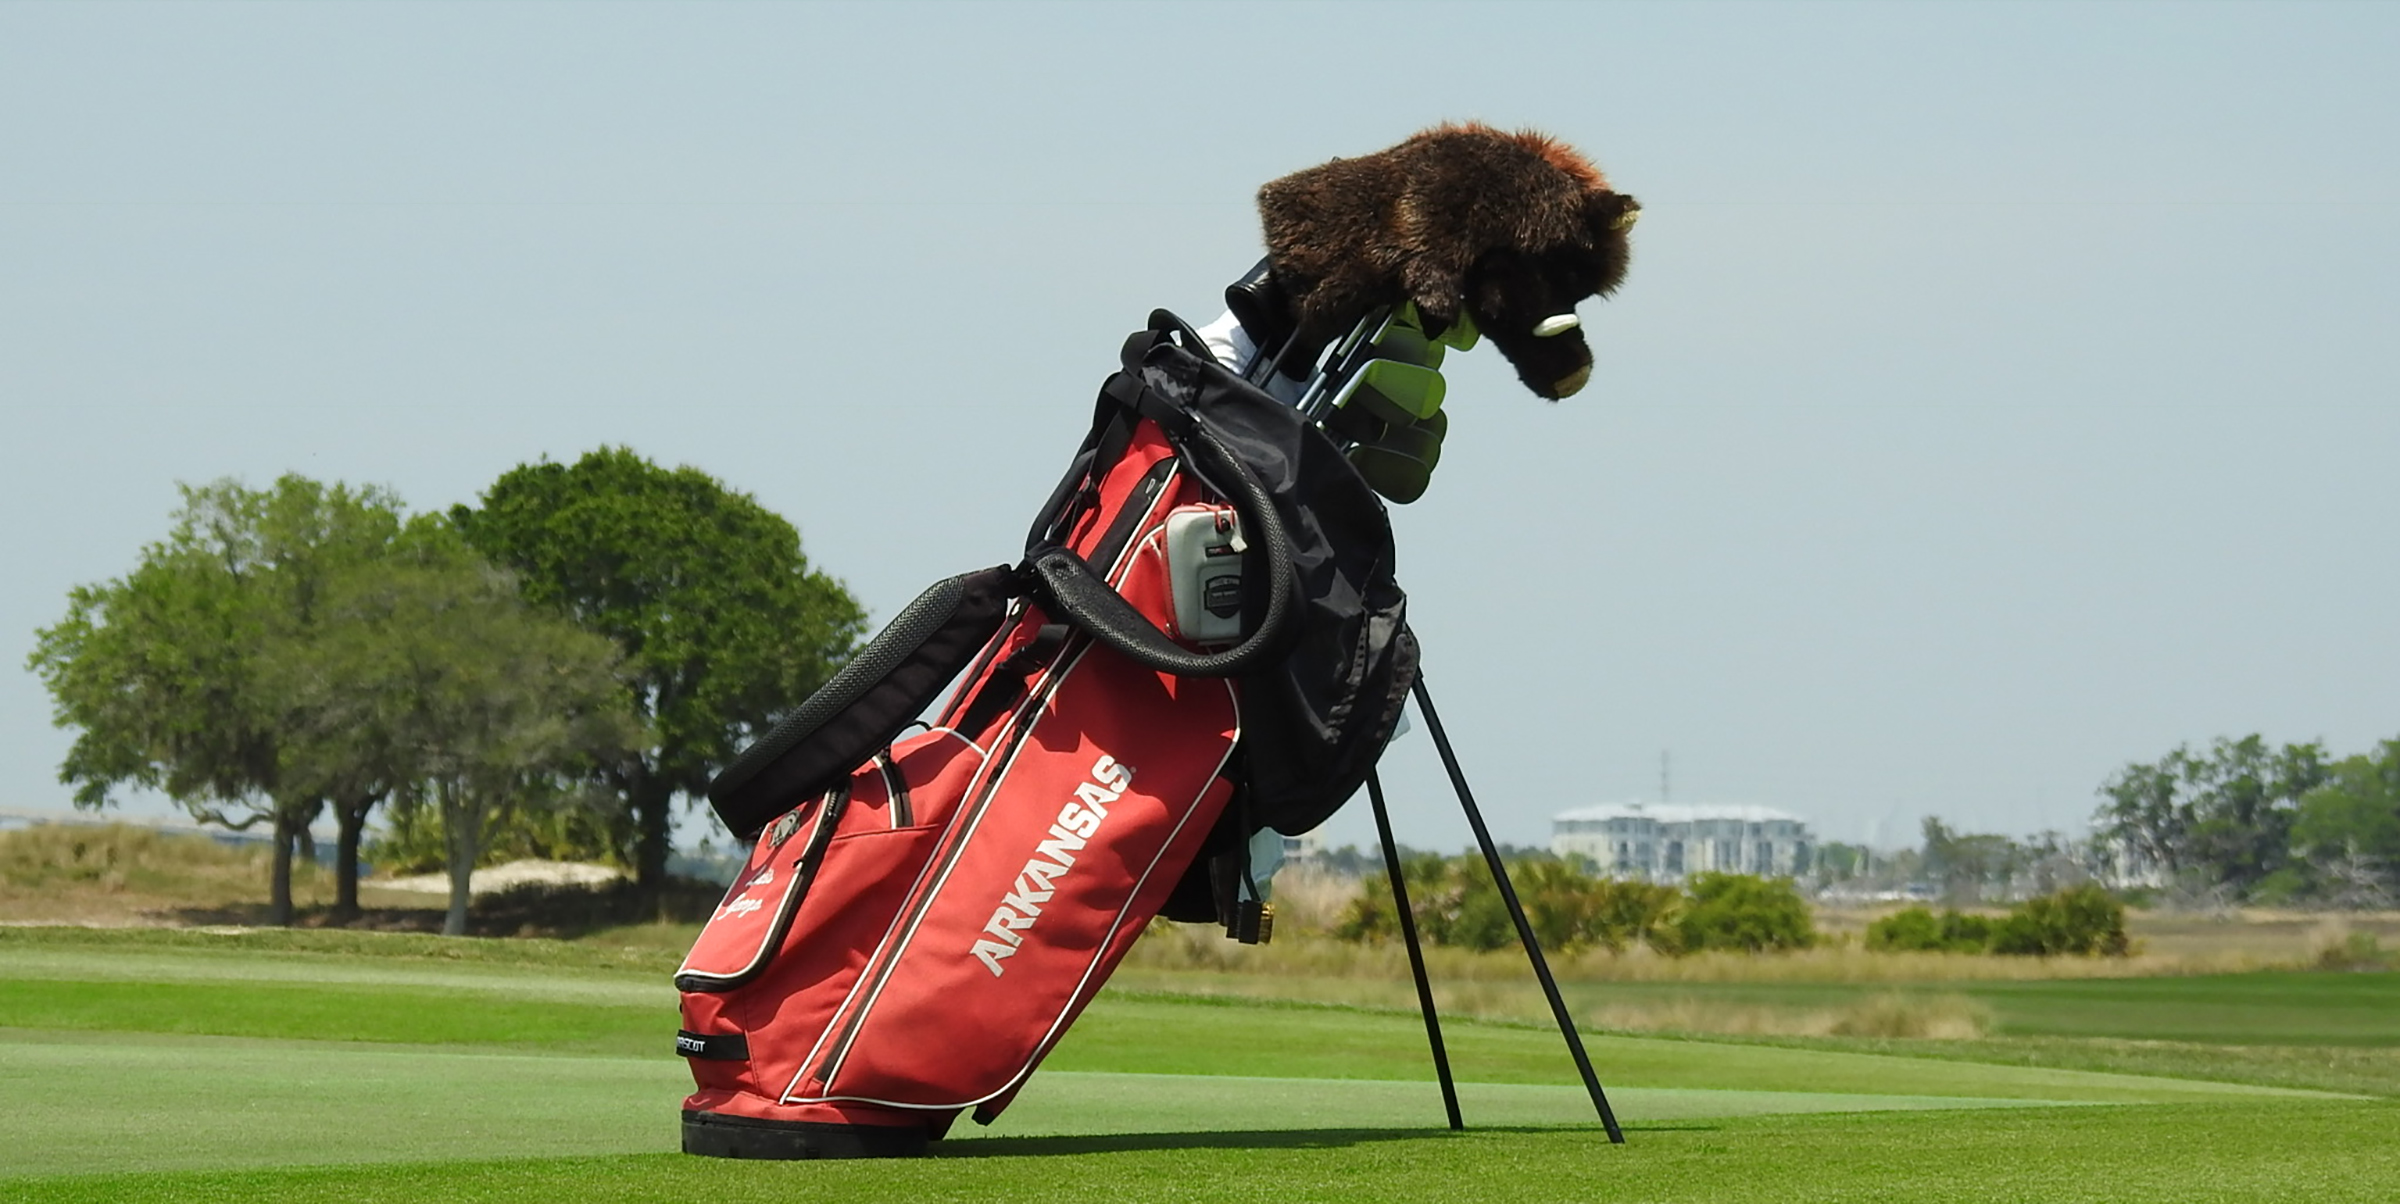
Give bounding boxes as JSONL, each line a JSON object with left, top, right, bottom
{"left": 2096, "top": 751, "right": 2192, "bottom": 878}
{"left": 451, "top": 448, "right": 865, "bottom": 888}
{"left": 29, "top": 477, "right": 407, "bottom": 924}
{"left": 2094, "top": 735, "right": 2330, "bottom": 900}
{"left": 1920, "top": 818, "right": 2025, "bottom": 904}
{"left": 2292, "top": 741, "right": 2400, "bottom": 908}
{"left": 295, "top": 527, "right": 641, "bottom": 935}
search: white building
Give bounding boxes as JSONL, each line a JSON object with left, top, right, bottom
{"left": 1550, "top": 802, "right": 1815, "bottom": 882}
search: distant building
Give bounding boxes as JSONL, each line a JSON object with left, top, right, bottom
{"left": 1277, "top": 828, "right": 1326, "bottom": 862}
{"left": 1550, "top": 802, "right": 1815, "bottom": 882}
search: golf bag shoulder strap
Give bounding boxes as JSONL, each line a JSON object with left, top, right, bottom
{"left": 1023, "top": 313, "right": 1303, "bottom": 679}
{"left": 1032, "top": 309, "right": 1418, "bottom": 835}
{"left": 1119, "top": 311, "right": 1419, "bottom": 836}
{"left": 707, "top": 566, "right": 1017, "bottom": 837}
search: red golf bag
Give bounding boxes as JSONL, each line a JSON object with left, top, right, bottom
{"left": 675, "top": 313, "right": 1415, "bottom": 1158}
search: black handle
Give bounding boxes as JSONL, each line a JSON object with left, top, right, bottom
{"left": 1031, "top": 422, "right": 1298, "bottom": 678}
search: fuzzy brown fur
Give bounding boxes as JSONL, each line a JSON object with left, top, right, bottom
{"left": 1258, "top": 123, "right": 1637, "bottom": 399}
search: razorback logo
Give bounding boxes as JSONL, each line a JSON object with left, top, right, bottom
{"left": 970, "top": 754, "right": 1134, "bottom": 977}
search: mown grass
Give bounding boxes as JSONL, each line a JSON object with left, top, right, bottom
{"left": 0, "top": 977, "right": 669, "bottom": 1054}
{"left": 5, "top": 924, "right": 2392, "bottom": 1201}
{"left": 1109, "top": 958, "right": 2400, "bottom": 1050}
{"left": 16, "top": 1021, "right": 2269, "bottom": 1181}
{"left": 1725, "top": 1033, "right": 2400, "bottom": 1101}
{"left": 5, "top": 972, "right": 2314, "bottom": 1103}
{"left": 9, "top": 924, "right": 2397, "bottom": 1093}
{"left": 28, "top": 924, "right": 2387, "bottom": 1048}
{"left": 0, "top": 915, "right": 683, "bottom": 974}
{"left": 13, "top": 1101, "right": 2396, "bottom": 1204}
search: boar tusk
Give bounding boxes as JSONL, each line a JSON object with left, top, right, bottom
{"left": 1533, "top": 314, "right": 1581, "bottom": 338}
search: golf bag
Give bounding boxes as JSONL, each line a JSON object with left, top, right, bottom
{"left": 674, "top": 311, "right": 1415, "bottom": 1159}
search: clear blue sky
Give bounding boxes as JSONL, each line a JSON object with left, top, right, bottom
{"left": 4, "top": 1, "right": 2395, "bottom": 855}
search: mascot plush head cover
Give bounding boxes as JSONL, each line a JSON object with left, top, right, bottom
{"left": 1258, "top": 122, "right": 1637, "bottom": 399}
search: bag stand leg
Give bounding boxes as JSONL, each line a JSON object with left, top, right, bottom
{"left": 1368, "top": 769, "right": 1462, "bottom": 1131}
{"left": 1412, "top": 677, "right": 1627, "bottom": 1144}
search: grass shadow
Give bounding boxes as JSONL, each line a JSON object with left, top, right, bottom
{"left": 933, "top": 1123, "right": 1705, "bottom": 1157}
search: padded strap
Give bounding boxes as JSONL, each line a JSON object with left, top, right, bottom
{"left": 706, "top": 566, "right": 1016, "bottom": 835}
{"left": 1030, "top": 421, "right": 1298, "bottom": 679}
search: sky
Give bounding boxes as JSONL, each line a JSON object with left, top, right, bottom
{"left": 3, "top": 1, "right": 2396, "bottom": 857}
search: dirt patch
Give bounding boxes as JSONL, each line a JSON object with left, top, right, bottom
{"left": 373, "top": 859, "right": 630, "bottom": 896}
{"left": 1, "top": 822, "right": 717, "bottom": 938}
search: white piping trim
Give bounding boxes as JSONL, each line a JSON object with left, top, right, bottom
{"left": 788, "top": 640, "right": 1093, "bottom": 1100}
{"left": 779, "top": 454, "right": 1189, "bottom": 1104}
{"left": 777, "top": 726, "right": 1014, "bottom": 1096}
{"left": 792, "top": 676, "right": 1242, "bottom": 1111}
{"left": 673, "top": 795, "right": 838, "bottom": 989}
{"left": 924, "top": 726, "right": 989, "bottom": 763}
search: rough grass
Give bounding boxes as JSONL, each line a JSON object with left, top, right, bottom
{"left": 1114, "top": 913, "right": 2400, "bottom": 1044}
{"left": 1124, "top": 917, "right": 2396, "bottom": 986}
{"left": 0, "top": 823, "right": 718, "bottom": 934}
{"left": 0, "top": 914, "right": 687, "bottom": 974}
{"left": 0, "top": 823, "right": 339, "bottom": 919}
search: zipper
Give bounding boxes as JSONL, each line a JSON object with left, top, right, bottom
{"left": 673, "top": 784, "right": 851, "bottom": 994}
{"left": 1089, "top": 458, "right": 1178, "bottom": 572}
{"left": 936, "top": 598, "right": 1026, "bottom": 730}
{"left": 800, "top": 450, "right": 1181, "bottom": 1098}
{"left": 805, "top": 640, "right": 1083, "bottom": 1093}
{"left": 876, "top": 750, "right": 911, "bottom": 829}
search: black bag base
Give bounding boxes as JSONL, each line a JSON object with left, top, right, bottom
{"left": 681, "top": 1110, "right": 929, "bottom": 1160}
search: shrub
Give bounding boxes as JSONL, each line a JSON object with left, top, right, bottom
{"left": 1333, "top": 854, "right": 1685, "bottom": 954}
{"left": 1514, "top": 860, "right": 1682, "bottom": 954}
{"left": 369, "top": 789, "right": 629, "bottom": 875}
{"left": 1988, "top": 883, "right": 2130, "bottom": 957}
{"left": 1588, "top": 878, "right": 1685, "bottom": 954}
{"left": 1865, "top": 906, "right": 1995, "bottom": 953}
{"left": 2315, "top": 930, "right": 2391, "bottom": 972}
{"left": 1335, "top": 862, "right": 1816, "bottom": 956}
{"left": 1332, "top": 853, "right": 1453, "bottom": 945}
{"left": 1674, "top": 873, "right": 1817, "bottom": 953}
{"left": 1828, "top": 992, "right": 1993, "bottom": 1039}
